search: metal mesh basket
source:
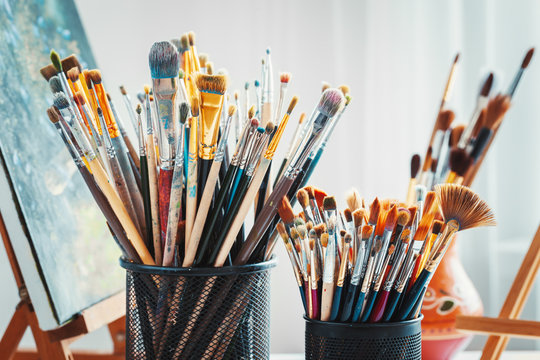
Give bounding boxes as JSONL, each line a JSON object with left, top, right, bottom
{"left": 305, "top": 316, "right": 422, "bottom": 360}
{"left": 121, "top": 257, "right": 276, "bottom": 360}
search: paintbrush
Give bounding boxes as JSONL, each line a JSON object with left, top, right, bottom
{"left": 143, "top": 86, "right": 162, "bottom": 265}
{"left": 52, "top": 93, "right": 153, "bottom": 264}
{"left": 352, "top": 237, "right": 381, "bottom": 322}
{"left": 445, "top": 147, "right": 473, "bottom": 184}
{"left": 119, "top": 85, "right": 140, "bottom": 137}
{"left": 457, "top": 73, "right": 494, "bottom": 149}
{"left": 188, "top": 31, "right": 200, "bottom": 72}
{"left": 182, "top": 105, "right": 236, "bottom": 267}
{"left": 107, "top": 92, "right": 140, "bottom": 170}
{"left": 396, "top": 184, "right": 495, "bottom": 320}
{"left": 234, "top": 89, "right": 345, "bottom": 265}
{"left": 233, "top": 91, "right": 243, "bottom": 143}
{"left": 198, "top": 53, "right": 208, "bottom": 74}
{"left": 195, "top": 73, "right": 228, "bottom": 202}
{"left": 508, "top": 47, "right": 535, "bottom": 99}
{"left": 416, "top": 220, "right": 444, "bottom": 280}
{"left": 279, "top": 222, "right": 307, "bottom": 312}
{"left": 148, "top": 41, "right": 180, "bottom": 251}
{"left": 162, "top": 102, "right": 190, "bottom": 266}
{"left": 330, "top": 232, "right": 352, "bottom": 321}
{"left": 320, "top": 196, "right": 338, "bottom": 321}
{"left": 135, "top": 105, "right": 153, "bottom": 254}
{"left": 185, "top": 97, "right": 199, "bottom": 251}
{"left": 275, "top": 113, "right": 306, "bottom": 184}
{"left": 406, "top": 154, "right": 421, "bottom": 205}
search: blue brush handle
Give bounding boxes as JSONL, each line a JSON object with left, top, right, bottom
{"left": 299, "top": 148, "right": 323, "bottom": 188}
{"left": 227, "top": 168, "right": 244, "bottom": 210}
{"left": 351, "top": 291, "right": 366, "bottom": 322}
{"left": 330, "top": 285, "right": 343, "bottom": 321}
{"left": 406, "top": 286, "right": 427, "bottom": 320}
{"left": 340, "top": 283, "right": 359, "bottom": 322}
{"left": 360, "top": 290, "right": 378, "bottom": 322}
{"left": 395, "top": 269, "right": 431, "bottom": 321}
{"left": 383, "top": 289, "right": 401, "bottom": 322}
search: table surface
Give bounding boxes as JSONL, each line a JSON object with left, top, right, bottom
{"left": 270, "top": 351, "right": 540, "bottom": 359}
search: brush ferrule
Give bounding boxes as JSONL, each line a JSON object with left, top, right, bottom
{"left": 240, "top": 130, "right": 258, "bottom": 169}
{"left": 60, "top": 109, "right": 95, "bottom": 161}
{"left": 215, "top": 114, "right": 233, "bottom": 161}
{"left": 152, "top": 78, "right": 178, "bottom": 162}
{"left": 198, "top": 91, "right": 224, "bottom": 159}
{"left": 144, "top": 95, "right": 154, "bottom": 134}
{"left": 137, "top": 114, "right": 146, "bottom": 155}
{"left": 246, "top": 134, "right": 269, "bottom": 176}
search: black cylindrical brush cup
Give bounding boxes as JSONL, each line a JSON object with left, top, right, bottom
{"left": 304, "top": 315, "right": 423, "bottom": 360}
{"left": 121, "top": 257, "right": 276, "bottom": 360}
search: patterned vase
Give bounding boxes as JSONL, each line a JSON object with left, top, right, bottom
{"left": 421, "top": 239, "right": 483, "bottom": 360}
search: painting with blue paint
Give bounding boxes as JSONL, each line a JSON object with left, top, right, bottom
{"left": 0, "top": 0, "right": 123, "bottom": 329}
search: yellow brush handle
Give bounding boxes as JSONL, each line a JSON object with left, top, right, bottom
{"left": 183, "top": 160, "right": 221, "bottom": 267}
{"left": 406, "top": 178, "right": 416, "bottom": 205}
{"left": 320, "top": 281, "right": 335, "bottom": 321}
{"left": 146, "top": 134, "right": 162, "bottom": 265}
{"left": 89, "top": 158, "right": 154, "bottom": 265}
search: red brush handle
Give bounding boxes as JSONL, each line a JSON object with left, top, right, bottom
{"left": 370, "top": 289, "right": 390, "bottom": 323}
{"left": 408, "top": 255, "right": 423, "bottom": 292}
{"left": 311, "top": 288, "right": 319, "bottom": 320}
{"left": 158, "top": 169, "right": 174, "bottom": 251}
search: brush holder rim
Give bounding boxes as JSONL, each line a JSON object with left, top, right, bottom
{"left": 304, "top": 315, "right": 423, "bottom": 339}
{"left": 119, "top": 255, "right": 277, "bottom": 276}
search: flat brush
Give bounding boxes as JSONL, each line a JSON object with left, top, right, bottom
{"left": 195, "top": 73, "right": 228, "bottom": 203}
{"left": 396, "top": 184, "right": 495, "bottom": 320}
{"left": 234, "top": 89, "right": 345, "bottom": 266}
{"left": 53, "top": 94, "right": 153, "bottom": 264}
{"left": 183, "top": 105, "right": 235, "bottom": 267}
{"left": 162, "top": 102, "right": 189, "bottom": 266}
{"left": 508, "top": 48, "right": 534, "bottom": 99}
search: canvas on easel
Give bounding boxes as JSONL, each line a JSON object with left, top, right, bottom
{"left": 0, "top": 0, "right": 126, "bottom": 358}
{"left": 456, "top": 223, "right": 540, "bottom": 359}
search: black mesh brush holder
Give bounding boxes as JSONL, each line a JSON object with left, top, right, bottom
{"left": 120, "top": 257, "right": 276, "bottom": 360}
{"left": 305, "top": 315, "right": 423, "bottom": 360}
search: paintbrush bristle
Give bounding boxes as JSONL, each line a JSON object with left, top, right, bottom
{"left": 338, "top": 85, "right": 350, "bottom": 95}
{"left": 48, "top": 76, "right": 63, "bottom": 93}
{"left": 368, "top": 198, "right": 381, "bottom": 225}
{"left": 188, "top": 31, "right": 195, "bottom": 46}
{"left": 435, "top": 184, "right": 496, "bottom": 230}
{"left": 50, "top": 50, "right": 62, "bottom": 72}
{"left": 340, "top": 229, "right": 347, "bottom": 238}
{"left": 190, "top": 96, "right": 200, "bottom": 117}
{"left": 344, "top": 208, "right": 352, "bottom": 223}
{"left": 297, "top": 224, "right": 307, "bottom": 239}
{"left": 251, "top": 118, "right": 260, "bottom": 128}
{"left": 321, "top": 82, "right": 331, "bottom": 93}
{"left": 254, "top": 80, "right": 260, "bottom": 88}
{"left": 298, "top": 113, "right": 306, "bottom": 124}
{"left": 306, "top": 221, "right": 313, "bottom": 233}
{"left": 314, "top": 223, "right": 327, "bottom": 238}
{"left": 385, "top": 205, "right": 398, "bottom": 231}
{"left": 406, "top": 206, "right": 417, "bottom": 227}
{"left": 485, "top": 94, "right": 511, "bottom": 129}
{"left": 180, "top": 34, "right": 189, "bottom": 51}
{"left": 397, "top": 209, "right": 410, "bottom": 227}
{"left": 414, "top": 213, "right": 434, "bottom": 241}
{"left": 248, "top": 105, "right": 256, "bottom": 119}
{"left": 88, "top": 69, "right": 103, "bottom": 85}
{"left": 280, "top": 72, "right": 291, "bottom": 84}
{"left": 53, "top": 92, "right": 70, "bottom": 110}
{"left": 287, "top": 96, "right": 299, "bottom": 114}
{"left": 179, "top": 102, "right": 190, "bottom": 124}
{"left": 437, "top": 110, "right": 455, "bottom": 131}
{"left": 480, "top": 73, "right": 494, "bottom": 97}
{"left": 74, "top": 91, "right": 86, "bottom": 106}
{"left": 432, "top": 220, "right": 444, "bottom": 235}
{"left": 276, "top": 222, "right": 288, "bottom": 241}
{"left": 344, "top": 233, "right": 352, "bottom": 244}
{"left": 40, "top": 64, "right": 57, "bottom": 81}
{"left": 450, "top": 124, "right": 466, "bottom": 147}
{"left": 61, "top": 55, "right": 81, "bottom": 72}
{"left": 304, "top": 186, "right": 315, "bottom": 200}
{"left": 290, "top": 227, "right": 299, "bottom": 240}
{"left": 278, "top": 196, "right": 295, "bottom": 224}
{"left": 136, "top": 104, "right": 142, "bottom": 114}
{"left": 318, "top": 89, "right": 345, "bottom": 117}
{"left": 375, "top": 209, "right": 386, "bottom": 236}
{"left": 372, "top": 238, "right": 382, "bottom": 254}
{"left": 119, "top": 86, "right": 127, "bottom": 96}
{"left": 314, "top": 188, "right": 327, "bottom": 209}
{"left": 296, "top": 189, "right": 310, "bottom": 209}
{"left": 149, "top": 41, "right": 180, "bottom": 79}
{"left": 228, "top": 104, "right": 237, "bottom": 117}
{"left": 320, "top": 233, "right": 329, "bottom": 247}
{"left": 423, "top": 191, "right": 436, "bottom": 215}
{"left": 170, "top": 39, "right": 181, "bottom": 51}
{"left": 430, "top": 159, "right": 438, "bottom": 173}
{"left": 346, "top": 188, "right": 361, "bottom": 211}
{"left": 352, "top": 209, "right": 365, "bottom": 228}
{"left": 46, "top": 107, "right": 60, "bottom": 124}
{"left": 144, "top": 85, "right": 151, "bottom": 95}
{"left": 361, "top": 225, "right": 373, "bottom": 240}
{"left": 265, "top": 122, "right": 275, "bottom": 134}
{"left": 449, "top": 147, "right": 473, "bottom": 177}
{"left": 199, "top": 53, "right": 208, "bottom": 68}
{"left": 323, "top": 196, "right": 337, "bottom": 211}
{"left": 422, "top": 147, "right": 433, "bottom": 172}
{"left": 195, "top": 74, "right": 228, "bottom": 94}
{"left": 206, "top": 62, "right": 214, "bottom": 75}
{"left": 411, "top": 154, "right": 421, "bottom": 179}
{"left": 66, "top": 67, "right": 80, "bottom": 83}
{"left": 401, "top": 229, "right": 411, "bottom": 243}
{"left": 257, "top": 126, "right": 265, "bottom": 134}
{"left": 522, "top": 48, "right": 535, "bottom": 69}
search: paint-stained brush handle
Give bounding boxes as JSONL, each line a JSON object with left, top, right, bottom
{"left": 158, "top": 168, "right": 174, "bottom": 250}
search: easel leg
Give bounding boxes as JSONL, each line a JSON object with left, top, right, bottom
{"left": 481, "top": 225, "right": 540, "bottom": 360}
{"left": 0, "top": 302, "right": 28, "bottom": 360}
{"left": 108, "top": 317, "right": 126, "bottom": 355}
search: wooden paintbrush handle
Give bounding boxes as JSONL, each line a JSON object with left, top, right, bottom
{"left": 162, "top": 168, "right": 184, "bottom": 267}
{"left": 123, "top": 134, "right": 140, "bottom": 169}
{"left": 89, "top": 159, "right": 154, "bottom": 265}
{"left": 158, "top": 168, "right": 173, "bottom": 250}
{"left": 183, "top": 160, "right": 221, "bottom": 267}
{"left": 146, "top": 134, "right": 162, "bottom": 265}
{"left": 185, "top": 155, "right": 198, "bottom": 249}
{"left": 320, "top": 281, "right": 335, "bottom": 321}
{"left": 108, "top": 155, "right": 141, "bottom": 233}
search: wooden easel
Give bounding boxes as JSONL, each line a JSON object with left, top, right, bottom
{"left": 0, "top": 212, "right": 126, "bottom": 360}
{"left": 456, "top": 223, "right": 540, "bottom": 359}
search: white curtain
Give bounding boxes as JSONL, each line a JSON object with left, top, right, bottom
{"left": 2, "top": 0, "right": 537, "bottom": 353}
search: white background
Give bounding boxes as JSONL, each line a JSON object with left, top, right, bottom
{"left": 1, "top": 0, "right": 540, "bottom": 354}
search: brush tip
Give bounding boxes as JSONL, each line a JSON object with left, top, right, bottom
{"left": 250, "top": 118, "right": 259, "bottom": 127}
{"left": 280, "top": 72, "right": 291, "bottom": 84}
{"left": 318, "top": 89, "right": 345, "bottom": 117}
{"left": 48, "top": 76, "right": 63, "bottom": 93}
{"left": 52, "top": 92, "right": 70, "bottom": 110}
{"left": 298, "top": 113, "right": 306, "bottom": 124}
{"left": 244, "top": 81, "right": 250, "bottom": 90}
{"left": 46, "top": 107, "right": 60, "bottom": 123}
{"left": 265, "top": 122, "right": 275, "bottom": 134}
{"left": 352, "top": 209, "right": 365, "bottom": 227}
{"left": 287, "top": 96, "right": 298, "bottom": 114}
{"left": 432, "top": 220, "right": 444, "bottom": 235}
{"left": 188, "top": 31, "right": 195, "bottom": 46}
{"left": 179, "top": 102, "right": 190, "bottom": 124}
{"left": 254, "top": 80, "right": 260, "bottom": 87}
{"left": 74, "top": 91, "right": 86, "bottom": 105}
{"left": 338, "top": 84, "right": 350, "bottom": 95}
{"left": 228, "top": 104, "right": 237, "bottom": 117}
{"left": 397, "top": 210, "right": 410, "bottom": 226}
{"left": 195, "top": 73, "right": 228, "bottom": 94}
{"left": 248, "top": 105, "right": 256, "bottom": 119}
{"left": 136, "top": 104, "right": 142, "bottom": 114}
{"left": 50, "top": 49, "right": 62, "bottom": 72}
{"left": 322, "top": 196, "right": 337, "bottom": 211}
{"left": 278, "top": 196, "right": 295, "bottom": 224}
{"left": 190, "top": 96, "right": 200, "bottom": 117}
{"left": 119, "top": 85, "right": 127, "bottom": 95}
{"left": 144, "top": 85, "right": 151, "bottom": 95}
{"left": 449, "top": 147, "right": 473, "bottom": 176}
{"left": 411, "top": 154, "right": 421, "bottom": 178}
{"left": 148, "top": 41, "right": 180, "bottom": 79}
{"left": 66, "top": 67, "right": 80, "bottom": 83}
{"left": 454, "top": 53, "right": 460, "bottom": 63}
{"left": 437, "top": 110, "right": 455, "bottom": 131}
{"left": 522, "top": 47, "right": 535, "bottom": 69}
{"left": 480, "top": 73, "right": 494, "bottom": 97}
{"left": 321, "top": 81, "right": 331, "bottom": 93}
{"left": 344, "top": 208, "right": 353, "bottom": 223}
{"left": 296, "top": 189, "right": 310, "bottom": 208}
